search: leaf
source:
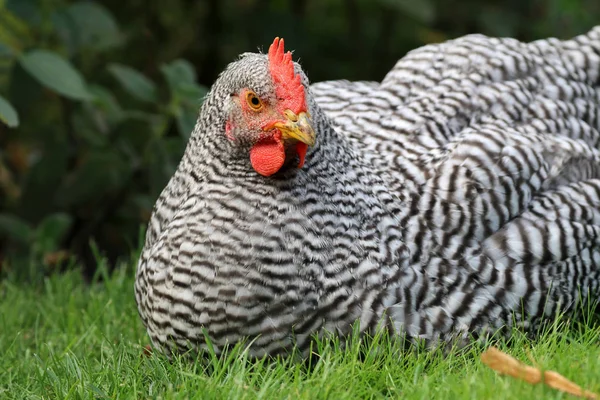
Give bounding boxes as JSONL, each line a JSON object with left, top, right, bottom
{"left": 89, "top": 85, "right": 123, "bottom": 122}
{"left": 56, "top": 149, "right": 132, "bottom": 207}
{"left": 70, "top": 85, "right": 123, "bottom": 147}
{"left": 52, "top": 2, "right": 122, "bottom": 54}
{"left": 160, "top": 59, "right": 205, "bottom": 137}
{"left": 37, "top": 213, "right": 72, "bottom": 242}
{"left": 178, "top": 82, "right": 208, "bottom": 102}
{"left": 108, "top": 64, "right": 158, "bottom": 103}
{"left": 63, "top": 2, "right": 122, "bottom": 51}
{"left": 378, "top": 0, "right": 434, "bottom": 23}
{"left": 0, "top": 94, "right": 18, "bottom": 127}
{"left": 176, "top": 104, "right": 199, "bottom": 139}
{"left": 120, "top": 111, "right": 169, "bottom": 139}
{"left": 0, "top": 213, "right": 32, "bottom": 244}
{"left": 160, "top": 59, "right": 207, "bottom": 102}
{"left": 111, "top": 112, "right": 167, "bottom": 159}
{"left": 35, "top": 212, "right": 73, "bottom": 254}
{"left": 19, "top": 49, "right": 92, "bottom": 100}
{"left": 70, "top": 107, "right": 108, "bottom": 147}
{"left": 160, "top": 59, "right": 197, "bottom": 92}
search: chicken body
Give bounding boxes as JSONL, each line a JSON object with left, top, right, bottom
{"left": 136, "top": 28, "right": 600, "bottom": 357}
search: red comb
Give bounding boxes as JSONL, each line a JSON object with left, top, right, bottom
{"left": 268, "top": 38, "right": 306, "bottom": 115}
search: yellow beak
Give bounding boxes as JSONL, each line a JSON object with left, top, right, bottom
{"left": 267, "top": 110, "right": 316, "bottom": 146}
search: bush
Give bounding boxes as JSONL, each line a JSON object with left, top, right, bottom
{"left": 0, "top": 0, "right": 597, "bottom": 280}
{"left": 0, "top": 0, "right": 207, "bottom": 279}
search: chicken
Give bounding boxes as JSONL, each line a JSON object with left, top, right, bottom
{"left": 135, "top": 28, "right": 600, "bottom": 357}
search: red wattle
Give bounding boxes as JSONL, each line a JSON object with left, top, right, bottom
{"left": 250, "top": 136, "right": 285, "bottom": 176}
{"left": 296, "top": 142, "right": 308, "bottom": 168}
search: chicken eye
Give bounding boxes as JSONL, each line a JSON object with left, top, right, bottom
{"left": 246, "top": 91, "right": 263, "bottom": 111}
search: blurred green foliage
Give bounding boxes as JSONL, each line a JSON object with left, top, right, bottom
{"left": 0, "top": 0, "right": 598, "bottom": 279}
{"left": 0, "top": 0, "right": 208, "bottom": 278}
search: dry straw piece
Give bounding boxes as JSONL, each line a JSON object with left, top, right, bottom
{"left": 481, "top": 346, "right": 597, "bottom": 399}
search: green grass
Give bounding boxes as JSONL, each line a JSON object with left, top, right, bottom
{"left": 1, "top": 263, "right": 599, "bottom": 400}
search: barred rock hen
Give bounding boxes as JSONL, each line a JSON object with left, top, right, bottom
{"left": 135, "top": 27, "right": 600, "bottom": 357}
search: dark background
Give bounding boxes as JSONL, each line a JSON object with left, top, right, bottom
{"left": 0, "top": 0, "right": 598, "bottom": 280}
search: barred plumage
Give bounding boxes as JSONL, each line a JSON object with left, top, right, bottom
{"left": 135, "top": 28, "right": 600, "bottom": 357}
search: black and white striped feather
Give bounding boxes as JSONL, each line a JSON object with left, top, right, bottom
{"left": 135, "top": 27, "right": 600, "bottom": 357}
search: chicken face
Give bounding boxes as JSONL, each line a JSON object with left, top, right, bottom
{"left": 224, "top": 38, "right": 316, "bottom": 177}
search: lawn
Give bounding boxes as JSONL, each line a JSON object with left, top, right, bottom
{"left": 1, "top": 262, "right": 599, "bottom": 399}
